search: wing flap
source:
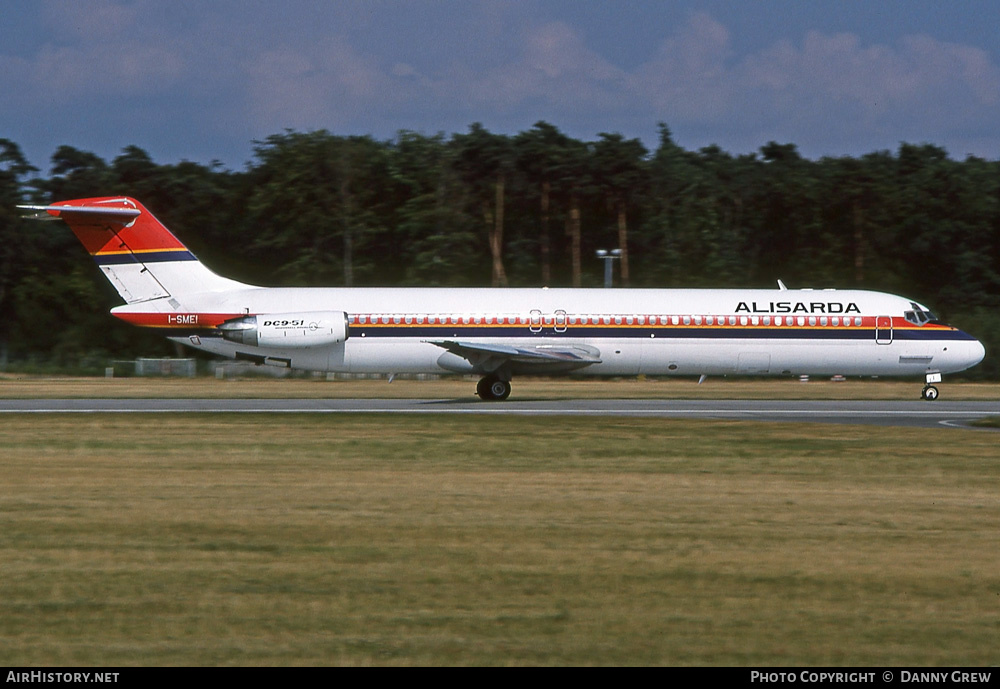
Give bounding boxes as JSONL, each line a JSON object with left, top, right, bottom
{"left": 427, "top": 339, "right": 601, "bottom": 374}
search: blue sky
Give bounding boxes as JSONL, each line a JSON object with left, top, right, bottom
{"left": 3, "top": 0, "right": 999, "bottom": 172}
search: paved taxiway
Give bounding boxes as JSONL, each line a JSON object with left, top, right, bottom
{"left": 1, "top": 398, "right": 998, "bottom": 428}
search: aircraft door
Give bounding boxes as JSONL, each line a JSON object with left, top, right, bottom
{"left": 875, "top": 316, "right": 893, "bottom": 345}
{"left": 529, "top": 309, "right": 542, "bottom": 333}
{"left": 554, "top": 310, "right": 567, "bottom": 333}
{"left": 529, "top": 309, "right": 567, "bottom": 333}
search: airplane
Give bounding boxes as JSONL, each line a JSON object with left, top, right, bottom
{"left": 19, "top": 196, "right": 985, "bottom": 401}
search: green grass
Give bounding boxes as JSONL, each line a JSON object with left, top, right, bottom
{"left": 2, "top": 373, "right": 999, "bottom": 400}
{"left": 1, "top": 414, "right": 998, "bottom": 666}
{"left": 970, "top": 416, "right": 1000, "bottom": 428}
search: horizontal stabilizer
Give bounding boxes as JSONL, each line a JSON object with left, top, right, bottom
{"left": 19, "top": 203, "right": 141, "bottom": 224}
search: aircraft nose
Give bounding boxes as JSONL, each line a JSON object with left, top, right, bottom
{"left": 970, "top": 338, "right": 986, "bottom": 367}
{"left": 955, "top": 335, "right": 986, "bottom": 370}
{"left": 940, "top": 335, "right": 985, "bottom": 374}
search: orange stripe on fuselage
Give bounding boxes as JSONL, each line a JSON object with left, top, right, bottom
{"left": 112, "top": 312, "right": 960, "bottom": 334}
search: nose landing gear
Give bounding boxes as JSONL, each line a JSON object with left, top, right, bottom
{"left": 921, "top": 372, "right": 942, "bottom": 401}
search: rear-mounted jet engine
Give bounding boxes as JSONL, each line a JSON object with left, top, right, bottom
{"left": 218, "top": 312, "right": 349, "bottom": 348}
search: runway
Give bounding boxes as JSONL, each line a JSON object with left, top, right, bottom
{"left": 1, "top": 398, "right": 998, "bottom": 428}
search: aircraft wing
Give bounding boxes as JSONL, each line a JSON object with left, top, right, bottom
{"left": 427, "top": 339, "right": 601, "bottom": 375}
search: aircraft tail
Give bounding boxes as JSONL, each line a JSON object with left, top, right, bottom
{"left": 20, "top": 196, "right": 243, "bottom": 303}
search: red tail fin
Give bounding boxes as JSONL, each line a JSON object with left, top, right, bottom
{"left": 48, "top": 197, "right": 195, "bottom": 262}
{"left": 21, "top": 196, "right": 244, "bottom": 303}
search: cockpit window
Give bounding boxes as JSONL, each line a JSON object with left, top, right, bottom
{"left": 904, "top": 303, "right": 937, "bottom": 326}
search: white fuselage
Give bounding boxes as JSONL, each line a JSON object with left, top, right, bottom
{"left": 111, "top": 286, "right": 986, "bottom": 379}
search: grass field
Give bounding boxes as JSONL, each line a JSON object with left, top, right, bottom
{"left": 1, "top": 399, "right": 998, "bottom": 665}
{"left": 2, "top": 373, "right": 1000, "bottom": 401}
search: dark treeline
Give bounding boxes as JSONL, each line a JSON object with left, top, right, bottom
{"left": 1, "top": 123, "right": 999, "bottom": 377}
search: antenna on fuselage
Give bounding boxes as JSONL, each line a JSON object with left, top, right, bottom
{"left": 777, "top": 279, "right": 788, "bottom": 291}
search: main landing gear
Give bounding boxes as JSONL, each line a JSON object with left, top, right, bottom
{"left": 921, "top": 372, "right": 942, "bottom": 401}
{"left": 476, "top": 374, "right": 511, "bottom": 402}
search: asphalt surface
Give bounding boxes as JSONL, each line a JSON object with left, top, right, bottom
{"left": 2, "top": 398, "right": 999, "bottom": 428}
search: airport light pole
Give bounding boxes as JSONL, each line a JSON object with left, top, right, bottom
{"left": 595, "top": 249, "right": 621, "bottom": 288}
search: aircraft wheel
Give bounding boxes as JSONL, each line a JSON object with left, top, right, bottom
{"left": 922, "top": 385, "right": 939, "bottom": 401}
{"left": 477, "top": 375, "right": 511, "bottom": 401}
{"left": 475, "top": 376, "right": 490, "bottom": 399}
